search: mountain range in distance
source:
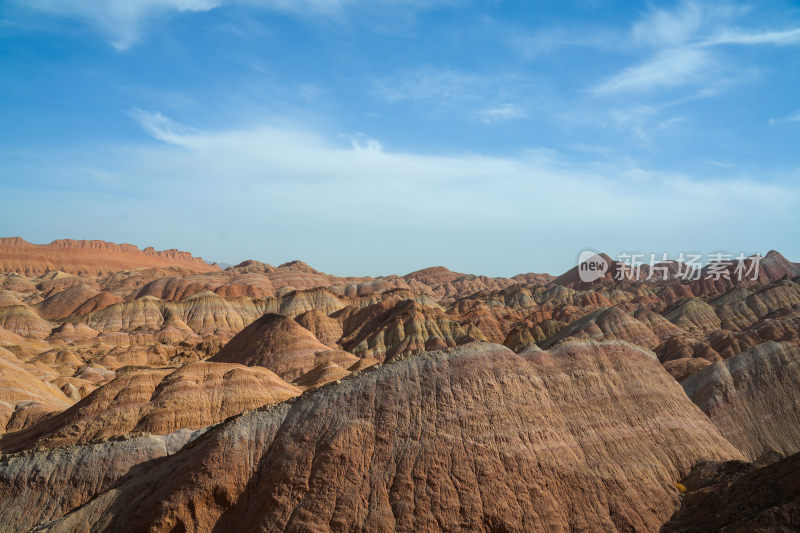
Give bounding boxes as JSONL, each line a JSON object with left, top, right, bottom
{"left": 1, "top": 236, "right": 799, "bottom": 532}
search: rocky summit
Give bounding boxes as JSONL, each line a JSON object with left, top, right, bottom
{"left": 0, "top": 238, "right": 219, "bottom": 276}
{"left": 0, "top": 239, "right": 799, "bottom": 532}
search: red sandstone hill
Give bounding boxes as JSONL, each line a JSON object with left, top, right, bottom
{"left": 209, "top": 313, "right": 336, "bottom": 380}
{"left": 0, "top": 237, "right": 219, "bottom": 275}
{"left": 0, "top": 240, "right": 799, "bottom": 532}
{"left": 0, "top": 342, "right": 743, "bottom": 532}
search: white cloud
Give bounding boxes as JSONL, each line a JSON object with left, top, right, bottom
{"left": 372, "top": 68, "right": 533, "bottom": 123}
{"left": 63, "top": 111, "right": 800, "bottom": 273}
{"left": 609, "top": 104, "right": 657, "bottom": 140}
{"left": 632, "top": 2, "right": 703, "bottom": 47}
{"left": 590, "top": 47, "right": 714, "bottom": 95}
{"left": 19, "top": 0, "right": 221, "bottom": 50}
{"left": 508, "top": 27, "right": 616, "bottom": 58}
{"left": 703, "top": 28, "right": 800, "bottom": 46}
{"left": 14, "top": 0, "right": 449, "bottom": 49}
{"left": 340, "top": 132, "right": 383, "bottom": 152}
{"left": 244, "top": 0, "right": 349, "bottom": 12}
{"left": 705, "top": 160, "right": 735, "bottom": 168}
{"left": 591, "top": 3, "right": 800, "bottom": 96}
{"left": 372, "top": 68, "right": 485, "bottom": 104}
{"left": 129, "top": 109, "right": 200, "bottom": 145}
{"left": 769, "top": 111, "right": 800, "bottom": 125}
{"left": 606, "top": 105, "right": 685, "bottom": 141}
{"left": 655, "top": 116, "right": 687, "bottom": 130}
{"left": 476, "top": 104, "right": 526, "bottom": 124}
{"left": 5, "top": 111, "right": 799, "bottom": 274}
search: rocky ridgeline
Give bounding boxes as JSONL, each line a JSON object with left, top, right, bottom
{"left": 0, "top": 240, "right": 799, "bottom": 531}
{"left": 3, "top": 342, "right": 743, "bottom": 531}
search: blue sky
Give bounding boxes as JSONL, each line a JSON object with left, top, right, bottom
{"left": 1, "top": 0, "right": 799, "bottom": 276}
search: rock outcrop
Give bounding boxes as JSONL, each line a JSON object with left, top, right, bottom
{"left": 34, "top": 283, "right": 100, "bottom": 319}
{"left": 341, "top": 299, "right": 474, "bottom": 360}
{"left": 540, "top": 306, "right": 661, "bottom": 349}
{"left": 663, "top": 452, "right": 800, "bottom": 532}
{"left": 292, "top": 360, "right": 351, "bottom": 390}
{"left": 0, "top": 361, "right": 300, "bottom": 452}
{"left": 210, "top": 313, "right": 331, "bottom": 380}
{"left": 0, "top": 237, "right": 219, "bottom": 275}
{"left": 5, "top": 342, "right": 743, "bottom": 532}
{"left": 0, "top": 349, "right": 72, "bottom": 433}
{"left": 0, "top": 304, "right": 52, "bottom": 338}
{"left": 0, "top": 431, "right": 198, "bottom": 533}
{"left": 681, "top": 341, "right": 800, "bottom": 461}
{"left": 294, "top": 308, "right": 343, "bottom": 347}
{"left": 0, "top": 241, "right": 799, "bottom": 532}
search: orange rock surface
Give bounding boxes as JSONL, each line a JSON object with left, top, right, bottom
{"left": 10, "top": 342, "right": 743, "bottom": 532}
{"left": 210, "top": 313, "right": 334, "bottom": 380}
{"left": 0, "top": 237, "right": 219, "bottom": 275}
{"left": 0, "top": 239, "right": 797, "bottom": 531}
{"left": 0, "top": 361, "right": 300, "bottom": 452}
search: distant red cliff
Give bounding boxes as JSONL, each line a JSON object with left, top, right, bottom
{"left": 0, "top": 237, "right": 219, "bottom": 275}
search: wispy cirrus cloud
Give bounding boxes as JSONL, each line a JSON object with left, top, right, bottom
{"left": 12, "top": 0, "right": 442, "bottom": 50}
{"left": 591, "top": 2, "right": 800, "bottom": 96}
{"left": 631, "top": 1, "right": 703, "bottom": 48}
{"left": 373, "top": 68, "right": 533, "bottom": 125}
{"left": 476, "top": 104, "right": 527, "bottom": 124}
{"left": 508, "top": 26, "right": 617, "bottom": 58}
{"left": 705, "top": 160, "right": 735, "bottom": 168}
{"left": 372, "top": 68, "right": 486, "bottom": 104}
{"left": 6, "top": 109, "right": 796, "bottom": 275}
{"left": 607, "top": 104, "right": 686, "bottom": 142}
{"left": 590, "top": 47, "right": 715, "bottom": 95}
{"left": 507, "top": 3, "right": 703, "bottom": 58}
{"left": 128, "top": 108, "right": 201, "bottom": 145}
{"left": 16, "top": 0, "right": 222, "bottom": 50}
{"left": 702, "top": 27, "right": 800, "bottom": 46}
{"left": 769, "top": 111, "right": 800, "bottom": 125}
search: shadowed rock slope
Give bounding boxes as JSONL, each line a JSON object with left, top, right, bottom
{"left": 11, "top": 341, "right": 742, "bottom": 532}
{"left": 340, "top": 299, "right": 476, "bottom": 360}
{"left": 0, "top": 431, "right": 199, "bottom": 533}
{"left": 663, "top": 452, "right": 800, "bottom": 532}
{"left": 681, "top": 341, "right": 800, "bottom": 461}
